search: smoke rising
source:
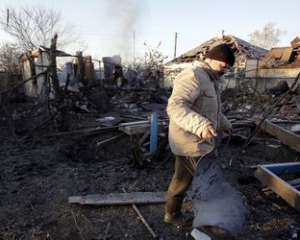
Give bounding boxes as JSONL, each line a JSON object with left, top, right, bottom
{"left": 105, "top": 0, "right": 141, "bottom": 62}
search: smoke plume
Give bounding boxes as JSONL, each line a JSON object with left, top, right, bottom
{"left": 106, "top": 0, "right": 141, "bottom": 62}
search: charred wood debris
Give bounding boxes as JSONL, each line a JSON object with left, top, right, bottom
{"left": 0, "top": 35, "right": 300, "bottom": 169}
{"left": 0, "top": 35, "right": 170, "bottom": 168}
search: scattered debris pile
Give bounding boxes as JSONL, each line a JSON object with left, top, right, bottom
{"left": 222, "top": 77, "right": 300, "bottom": 121}
{"left": 169, "top": 35, "right": 266, "bottom": 65}
{"left": 103, "top": 42, "right": 166, "bottom": 89}
{"left": 259, "top": 37, "right": 300, "bottom": 69}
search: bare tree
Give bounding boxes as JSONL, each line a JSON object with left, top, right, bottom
{"left": 130, "top": 41, "right": 167, "bottom": 88}
{"left": 249, "top": 22, "right": 286, "bottom": 49}
{"left": 0, "top": 42, "right": 21, "bottom": 74}
{"left": 0, "top": 6, "right": 78, "bottom": 51}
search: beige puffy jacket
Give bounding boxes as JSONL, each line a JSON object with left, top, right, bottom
{"left": 167, "top": 61, "right": 231, "bottom": 157}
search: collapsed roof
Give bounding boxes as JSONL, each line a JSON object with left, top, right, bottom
{"left": 259, "top": 37, "right": 300, "bottom": 68}
{"left": 20, "top": 46, "right": 72, "bottom": 63}
{"left": 167, "top": 35, "right": 267, "bottom": 65}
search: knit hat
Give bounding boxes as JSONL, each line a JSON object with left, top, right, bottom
{"left": 205, "top": 44, "right": 235, "bottom": 66}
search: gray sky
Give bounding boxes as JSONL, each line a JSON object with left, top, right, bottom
{"left": 0, "top": 0, "right": 299, "bottom": 62}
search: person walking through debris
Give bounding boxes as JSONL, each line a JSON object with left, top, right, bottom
{"left": 165, "top": 44, "right": 235, "bottom": 227}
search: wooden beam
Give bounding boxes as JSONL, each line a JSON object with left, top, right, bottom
{"left": 119, "top": 124, "right": 150, "bottom": 135}
{"left": 69, "top": 192, "right": 166, "bottom": 206}
{"left": 132, "top": 204, "right": 158, "bottom": 239}
{"left": 255, "top": 163, "right": 300, "bottom": 212}
{"left": 49, "top": 34, "right": 61, "bottom": 99}
{"left": 258, "top": 119, "right": 300, "bottom": 152}
{"left": 119, "top": 120, "right": 167, "bottom": 136}
{"left": 96, "top": 134, "right": 125, "bottom": 147}
{"left": 46, "top": 126, "right": 118, "bottom": 137}
{"left": 119, "top": 121, "right": 150, "bottom": 135}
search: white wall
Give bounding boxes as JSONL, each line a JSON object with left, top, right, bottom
{"left": 23, "top": 50, "right": 50, "bottom": 98}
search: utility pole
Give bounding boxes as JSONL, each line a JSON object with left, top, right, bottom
{"left": 133, "top": 31, "right": 136, "bottom": 65}
{"left": 174, "top": 32, "right": 178, "bottom": 59}
{"left": 6, "top": 8, "right": 9, "bottom": 26}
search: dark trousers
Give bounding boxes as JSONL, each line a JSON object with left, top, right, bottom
{"left": 165, "top": 155, "right": 200, "bottom": 214}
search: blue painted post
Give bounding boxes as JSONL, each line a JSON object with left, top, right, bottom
{"left": 150, "top": 112, "right": 158, "bottom": 154}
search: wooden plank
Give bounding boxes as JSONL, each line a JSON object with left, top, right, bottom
{"left": 263, "top": 178, "right": 300, "bottom": 194}
{"left": 132, "top": 204, "right": 158, "bottom": 238}
{"left": 46, "top": 126, "right": 117, "bottom": 137}
{"left": 119, "top": 121, "right": 151, "bottom": 135}
{"left": 119, "top": 121, "right": 150, "bottom": 127}
{"left": 118, "top": 120, "right": 167, "bottom": 136}
{"left": 255, "top": 164, "right": 300, "bottom": 212}
{"left": 69, "top": 192, "right": 166, "bottom": 206}
{"left": 96, "top": 134, "right": 125, "bottom": 147}
{"left": 119, "top": 124, "right": 150, "bottom": 135}
{"left": 258, "top": 119, "right": 300, "bottom": 152}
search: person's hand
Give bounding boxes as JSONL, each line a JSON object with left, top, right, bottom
{"left": 201, "top": 124, "right": 217, "bottom": 142}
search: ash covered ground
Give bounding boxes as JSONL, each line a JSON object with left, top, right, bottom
{"left": 0, "top": 87, "right": 300, "bottom": 240}
{"left": 0, "top": 121, "right": 299, "bottom": 240}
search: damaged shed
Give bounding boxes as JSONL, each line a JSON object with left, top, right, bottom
{"left": 164, "top": 35, "right": 267, "bottom": 88}
{"left": 20, "top": 47, "right": 72, "bottom": 99}
{"left": 20, "top": 48, "right": 98, "bottom": 99}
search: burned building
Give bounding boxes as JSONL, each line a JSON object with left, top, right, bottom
{"left": 20, "top": 48, "right": 53, "bottom": 99}
{"left": 245, "top": 37, "right": 300, "bottom": 92}
{"left": 20, "top": 48, "right": 97, "bottom": 99}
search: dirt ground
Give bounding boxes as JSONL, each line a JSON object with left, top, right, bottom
{"left": 0, "top": 116, "right": 299, "bottom": 240}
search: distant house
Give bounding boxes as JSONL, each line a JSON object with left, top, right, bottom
{"left": 164, "top": 35, "right": 267, "bottom": 88}
{"left": 245, "top": 37, "right": 300, "bottom": 92}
